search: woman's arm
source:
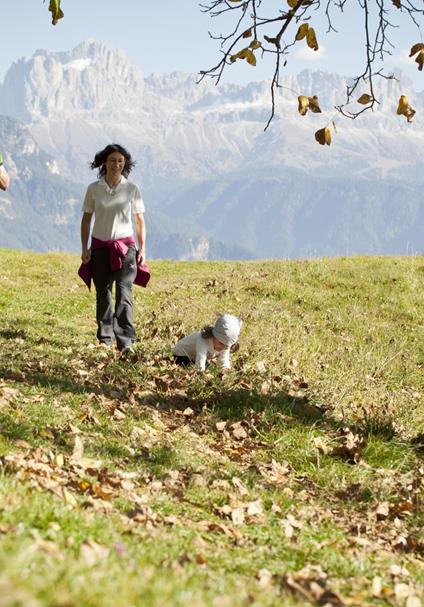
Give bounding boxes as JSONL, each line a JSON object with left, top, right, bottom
{"left": 134, "top": 213, "right": 146, "bottom": 264}
{"left": 80, "top": 212, "right": 93, "bottom": 263}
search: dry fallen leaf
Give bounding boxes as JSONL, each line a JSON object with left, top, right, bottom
{"left": 113, "top": 408, "right": 126, "bottom": 421}
{"left": 230, "top": 422, "right": 248, "bottom": 440}
{"left": 283, "top": 565, "right": 346, "bottom": 605}
{"left": 371, "top": 576, "right": 383, "bottom": 598}
{"left": 258, "top": 458, "right": 291, "bottom": 487}
{"left": 70, "top": 435, "right": 84, "bottom": 463}
{"left": 260, "top": 381, "right": 270, "bottom": 396}
{"left": 395, "top": 582, "right": 411, "bottom": 601}
{"left": 330, "top": 428, "right": 365, "bottom": 463}
{"left": 256, "top": 360, "right": 267, "bottom": 374}
{"left": 376, "top": 501, "right": 390, "bottom": 520}
{"left": 246, "top": 499, "right": 264, "bottom": 522}
{"left": 203, "top": 521, "right": 243, "bottom": 542}
{"left": 312, "top": 436, "right": 330, "bottom": 454}
{"left": 232, "top": 477, "right": 249, "bottom": 496}
{"left": 79, "top": 539, "right": 110, "bottom": 567}
{"left": 231, "top": 507, "right": 245, "bottom": 526}
{"left": 257, "top": 568, "right": 273, "bottom": 588}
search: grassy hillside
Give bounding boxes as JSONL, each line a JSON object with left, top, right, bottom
{"left": 0, "top": 249, "right": 423, "bottom": 607}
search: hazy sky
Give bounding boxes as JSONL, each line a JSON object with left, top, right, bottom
{"left": 0, "top": 0, "right": 423, "bottom": 91}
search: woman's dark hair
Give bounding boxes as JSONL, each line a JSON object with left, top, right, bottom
{"left": 90, "top": 144, "right": 135, "bottom": 178}
{"left": 201, "top": 325, "right": 214, "bottom": 339}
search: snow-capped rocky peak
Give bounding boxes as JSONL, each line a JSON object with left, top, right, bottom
{"left": 0, "top": 39, "right": 145, "bottom": 122}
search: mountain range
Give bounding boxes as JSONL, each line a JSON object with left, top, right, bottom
{"left": 0, "top": 39, "right": 424, "bottom": 258}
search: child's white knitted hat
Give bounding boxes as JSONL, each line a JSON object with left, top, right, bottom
{"left": 212, "top": 314, "right": 243, "bottom": 346}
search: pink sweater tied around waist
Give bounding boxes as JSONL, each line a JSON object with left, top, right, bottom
{"left": 78, "top": 236, "right": 150, "bottom": 290}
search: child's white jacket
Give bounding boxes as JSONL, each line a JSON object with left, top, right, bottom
{"left": 173, "top": 331, "right": 231, "bottom": 371}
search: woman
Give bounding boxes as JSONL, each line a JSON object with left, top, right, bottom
{"left": 80, "top": 144, "right": 146, "bottom": 354}
{"left": 0, "top": 153, "right": 10, "bottom": 191}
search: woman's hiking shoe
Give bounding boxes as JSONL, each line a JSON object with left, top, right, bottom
{"left": 120, "top": 346, "right": 136, "bottom": 359}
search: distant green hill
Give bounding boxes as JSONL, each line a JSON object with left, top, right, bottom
{"left": 0, "top": 250, "right": 423, "bottom": 606}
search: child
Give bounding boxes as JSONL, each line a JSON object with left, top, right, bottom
{"left": 173, "top": 314, "right": 242, "bottom": 371}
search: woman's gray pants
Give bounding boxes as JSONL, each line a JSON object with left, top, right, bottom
{"left": 91, "top": 247, "right": 137, "bottom": 350}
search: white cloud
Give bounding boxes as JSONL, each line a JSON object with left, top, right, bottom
{"left": 292, "top": 44, "right": 326, "bottom": 63}
{"left": 386, "top": 48, "right": 411, "bottom": 68}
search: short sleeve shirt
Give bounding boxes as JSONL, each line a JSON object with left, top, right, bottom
{"left": 82, "top": 176, "right": 145, "bottom": 241}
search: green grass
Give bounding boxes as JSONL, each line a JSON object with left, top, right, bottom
{"left": 0, "top": 249, "right": 423, "bottom": 607}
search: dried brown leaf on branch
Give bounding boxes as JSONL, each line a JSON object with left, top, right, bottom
{"left": 298, "top": 95, "right": 322, "bottom": 116}
{"left": 230, "top": 48, "right": 257, "bottom": 66}
{"left": 48, "top": 0, "right": 64, "bottom": 25}
{"left": 249, "top": 40, "right": 262, "bottom": 50}
{"left": 298, "top": 95, "right": 309, "bottom": 115}
{"left": 295, "top": 24, "right": 309, "bottom": 41}
{"left": 308, "top": 96, "right": 322, "bottom": 113}
{"left": 414, "top": 50, "right": 424, "bottom": 71}
{"left": 315, "top": 127, "right": 331, "bottom": 146}
{"left": 409, "top": 42, "right": 424, "bottom": 71}
{"left": 357, "top": 93, "right": 374, "bottom": 105}
{"left": 306, "top": 27, "right": 319, "bottom": 51}
{"left": 397, "top": 95, "right": 416, "bottom": 123}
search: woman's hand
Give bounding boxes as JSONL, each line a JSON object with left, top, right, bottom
{"left": 134, "top": 213, "right": 146, "bottom": 266}
{"left": 80, "top": 213, "right": 93, "bottom": 264}
{"left": 81, "top": 249, "right": 91, "bottom": 264}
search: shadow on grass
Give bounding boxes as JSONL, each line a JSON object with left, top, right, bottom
{"left": 207, "top": 388, "right": 325, "bottom": 423}
{"left": 0, "top": 412, "right": 33, "bottom": 442}
{"left": 158, "top": 387, "right": 325, "bottom": 428}
{"left": 0, "top": 358, "right": 418, "bottom": 456}
{"left": 0, "top": 328, "right": 28, "bottom": 340}
{"left": 0, "top": 366, "right": 118, "bottom": 398}
{"left": 0, "top": 360, "right": 403, "bottom": 439}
